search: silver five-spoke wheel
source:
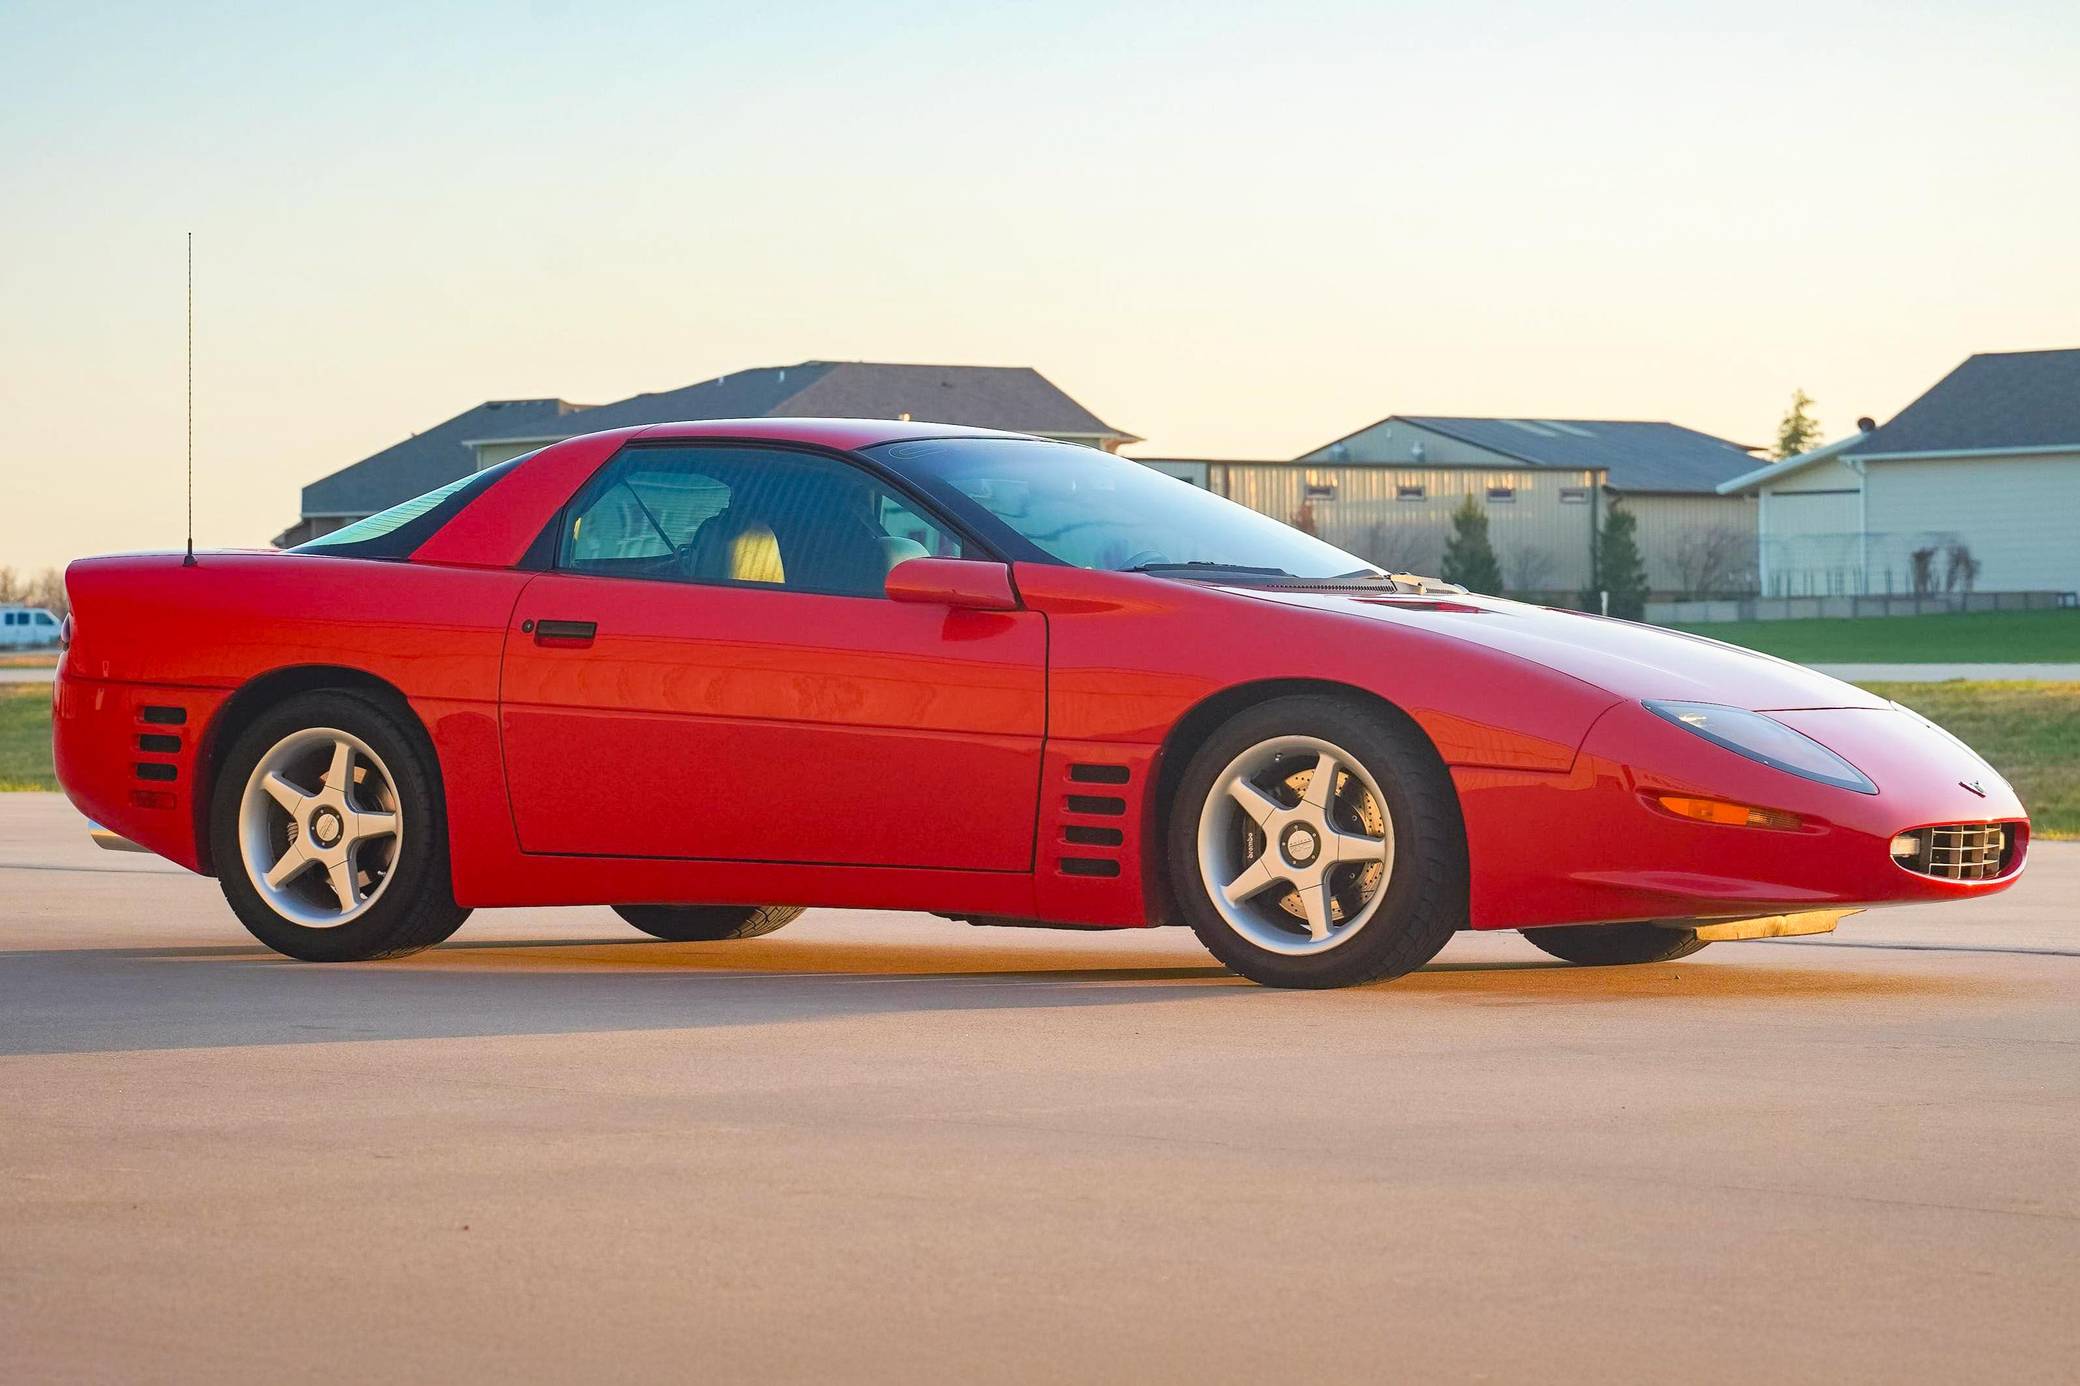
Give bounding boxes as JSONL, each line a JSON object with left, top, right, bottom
{"left": 238, "top": 726, "right": 402, "bottom": 928}
{"left": 1195, "top": 734, "right": 1394, "bottom": 955}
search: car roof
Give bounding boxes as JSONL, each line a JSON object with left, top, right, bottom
{"left": 628, "top": 417, "right": 1042, "bottom": 450}
{"left": 407, "top": 418, "right": 1063, "bottom": 569}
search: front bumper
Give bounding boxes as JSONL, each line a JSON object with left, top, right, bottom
{"left": 1457, "top": 701, "right": 2028, "bottom": 931}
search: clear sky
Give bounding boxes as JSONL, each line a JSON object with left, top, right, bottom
{"left": 2, "top": 0, "right": 2075, "bottom": 572}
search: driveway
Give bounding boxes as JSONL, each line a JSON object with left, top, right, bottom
{"left": 1, "top": 792, "right": 2074, "bottom": 1382}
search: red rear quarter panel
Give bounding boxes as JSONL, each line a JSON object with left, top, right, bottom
{"left": 56, "top": 552, "right": 527, "bottom": 872}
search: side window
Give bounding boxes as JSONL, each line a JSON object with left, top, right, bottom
{"left": 876, "top": 494, "right": 963, "bottom": 560}
{"left": 559, "top": 446, "right": 962, "bottom": 598}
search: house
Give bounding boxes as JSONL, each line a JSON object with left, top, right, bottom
{"left": 1719, "top": 348, "right": 2080, "bottom": 599}
{"left": 1282, "top": 416, "right": 1764, "bottom": 595}
{"left": 276, "top": 361, "right": 1137, "bottom": 545}
{"left": 1125, "top": 456, "right": 1593, "bottom": 597}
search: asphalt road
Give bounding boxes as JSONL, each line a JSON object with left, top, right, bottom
{"left": 2, "top": 793, "right": 2074, "bottom": 1384}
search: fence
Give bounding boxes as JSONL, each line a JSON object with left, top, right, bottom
{"left": 1646, "top": 591, "right": 2077, "bottom": 625}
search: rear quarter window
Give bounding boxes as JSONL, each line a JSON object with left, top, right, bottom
{"left": 292, "top": 457, "right": 529, "bottom": 560}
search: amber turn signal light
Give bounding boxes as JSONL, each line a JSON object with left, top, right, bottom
{"left": 1653, "top": 795, "right": 1802, "bottom": 832}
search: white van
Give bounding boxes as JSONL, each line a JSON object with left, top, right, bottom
{"left": 0, "top": 605, "right": 61, "bottom": 649}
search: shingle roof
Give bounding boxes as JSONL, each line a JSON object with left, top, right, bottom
{"left": 1352, "top": 417, "right": 1763, "bottom": 494}
{"left": 300, "top": 398, "right": 582, "bottom": 516}
{"left": 298, "top": 362, "right": 1136, "bottom": 522}
{"left": 1850, "top": 348, "right": 2080, "bottom": 456}
{"left": 464, "top": 361, "right": 1136, "bottom": 445}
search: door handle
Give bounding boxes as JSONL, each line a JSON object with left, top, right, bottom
{"left": 532, "top": 619, "right": 597, "bottom": 648}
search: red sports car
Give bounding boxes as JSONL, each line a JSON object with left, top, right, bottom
{"left": 53, "top": 419, "right": 2027, "bottom": 987}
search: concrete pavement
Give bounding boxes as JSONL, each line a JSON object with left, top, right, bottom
{"left": 1, "top": 791, "right": 2075, "bottom": 1383}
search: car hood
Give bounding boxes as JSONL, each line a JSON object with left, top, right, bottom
{"left": 1228, "top": 588, "right": 1887, "bottom": 711}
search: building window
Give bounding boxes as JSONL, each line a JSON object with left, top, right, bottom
{"left": 1303, "top": 481, "right": 1337, "bottom": 500}
{"left": 1486, "top": 485, "right": 1515, "bottom": 503}
{"left": 1396, "top": 484, "right": 1426, "bottom": 501}
{"left": 1559, "top": 487, "right": 1589, "bottom": 504}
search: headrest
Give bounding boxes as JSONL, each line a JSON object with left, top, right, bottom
{"left": 730, "top": 522, "right": 785, "bottom": 584}
{"left": 878, "top": 536, "right": 930, "bottom": 574}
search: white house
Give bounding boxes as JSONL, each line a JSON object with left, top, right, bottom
{"left": 1720, "top": 348, "right": 2080, "bottom": 599}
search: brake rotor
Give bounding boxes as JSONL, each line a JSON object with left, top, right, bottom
{"left": 1234, "top": 760, "right": 1387, "bottom": 926}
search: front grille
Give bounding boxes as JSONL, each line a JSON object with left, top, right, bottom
{"left": 1892, "top": 823, "right": 2012, "bottom": 881}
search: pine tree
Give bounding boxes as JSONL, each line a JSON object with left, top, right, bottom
{"left": 1441, "top": 495, "right": 1504, "bottom": 595}
{"left": 1774, "top": 389, "right": 1821, "bottom": 460}
{"left": 1582, "top": 497, "right": 1650, "bottom": 619}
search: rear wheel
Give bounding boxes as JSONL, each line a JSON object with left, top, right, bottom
{"left": 1168, "top": 695, "right": 1466, "bottom": 988}
{"left": 1520, "top": 923, "right": 1709, "bottom": 966}
{"left": 613, "top": 904, "right": 803, "bottom": 942}
{"left": 210, "top": 690, "right": 468, "bottom": 962}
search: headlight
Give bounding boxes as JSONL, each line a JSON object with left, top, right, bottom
{"left": 1643, "top": 700, "right": 1877, "bottom": 794}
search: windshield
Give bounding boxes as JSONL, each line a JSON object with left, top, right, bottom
{"left": 864, "top": 438, "right": 1378, "bottom": 580}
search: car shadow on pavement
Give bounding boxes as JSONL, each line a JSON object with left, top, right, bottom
{"left": 0, "top": 928, "right": 2000, "bottom": 1057}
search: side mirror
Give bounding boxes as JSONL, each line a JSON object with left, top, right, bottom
{"left": 885, "top": 557, "right": 1019, "bottom": 612}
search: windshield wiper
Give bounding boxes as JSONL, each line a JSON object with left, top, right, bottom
{"left": 1125, "top": 561, "right": 1293, "bottom": 577}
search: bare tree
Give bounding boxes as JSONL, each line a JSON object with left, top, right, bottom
{"left": 0, "top": 566, "right": 67, "bottom": 616}
{"left": 1506, "top": 545, "right": 1556, "bottom": 594}
{"left": 1360, "top": 521, "right": 1434, "bottom": 574}
{"left": 1943, "top": 543, "right": 1981, "bottom": 594}
{"left": 1664, "top": 526, "right": 1755, "bottom": 599}
{"left": 1910, "top": 547, "right": 1938, "bottom": 597}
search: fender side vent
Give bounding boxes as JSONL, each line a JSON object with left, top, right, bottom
{"left": 1065, "top": 794, "right": 1125, "bottom": 817}
{"left": 1068, "top": 763, "right": 1130, "bottom": 785}
{"left": 137, "top": 733, "right": 182, "bottom": 754}
{"left": 140, "top": 706, "right": 187, "bottom": 725}
{"left": 1058, "top": 856, "right": 1122, "bottom": 878}
{"left": 134, "top": 762, "right": 178, "bottom": 782}
{"left": 1063, "top": 825, "right": 1124, "bottom": 847}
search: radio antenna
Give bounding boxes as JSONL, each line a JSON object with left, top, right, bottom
{"left": 183, "top": 230, "right": 197, "bottom": 567}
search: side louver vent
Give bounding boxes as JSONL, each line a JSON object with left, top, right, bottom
{"left": 1056, "top": 761, "right": 1134, "bottom": 881}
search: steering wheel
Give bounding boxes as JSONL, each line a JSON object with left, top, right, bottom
{"left": 1118, "top": 549, "right": 1169, "bottom": 571}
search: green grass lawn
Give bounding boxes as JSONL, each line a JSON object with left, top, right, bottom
{"left": 3, "top": 679, "right": 2073, "bottom": 836}
{"left": 0, "top": 685, "right": 56, "bottom": 791}
{"left": 1671, "top": 609, "right": 2080, "bottom": 664}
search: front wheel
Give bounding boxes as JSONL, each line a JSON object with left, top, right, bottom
{"left": 1168, "top": 694, "right": 1467, "bottom": 988}
{"left": 613, "top": 904, "right": 803, "bottom": 942}
{"left": 209, "top": 690, "right": 469, "bottom": 962}
{"left": 1520, "top": 923, "right": 1709, "bottom": 966}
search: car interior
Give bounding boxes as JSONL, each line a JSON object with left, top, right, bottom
{"left": 562, "top": 451, "right": 950, "bottom": 597}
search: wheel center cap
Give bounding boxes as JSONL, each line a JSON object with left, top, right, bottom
{"left": 1281, "top": 824, "right": 1320, "bottom": 867}
{"left": 309, "top": 808, "right": 344, "bottom": 849}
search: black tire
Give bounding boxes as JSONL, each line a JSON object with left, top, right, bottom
{"left": 209, "top": 690, "right": 469, "bottom": 962}
{"left": 1520, "top": 923, "right": 1709, "bottom": 966}
{"left": 613, "top": 904, "right": 803, "bottom": 942}
{"left": 1167, "top": 694, "right": 1466, "bottom": 988}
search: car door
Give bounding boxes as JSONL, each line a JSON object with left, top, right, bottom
{"left": 499, "top": 441, "right": 1047, "bottom": 871}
